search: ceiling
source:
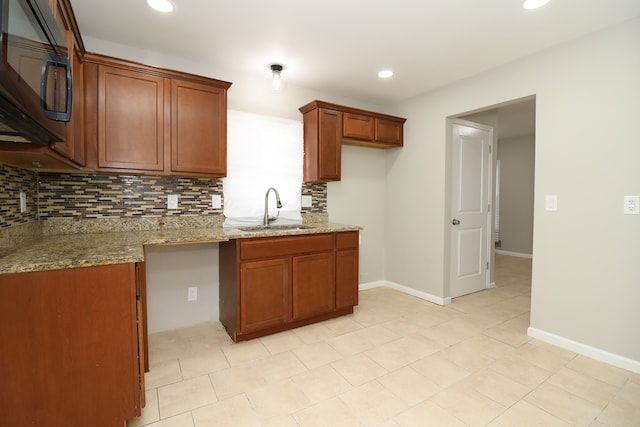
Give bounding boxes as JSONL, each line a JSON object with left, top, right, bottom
{"left": 72, "top": 0, "right": 640, "bottom": 106}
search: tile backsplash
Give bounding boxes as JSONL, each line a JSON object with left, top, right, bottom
{"left": 38, "top": 172, "right": 223, "bottom": 219}
{"left": 1, "top": 163, "right": 329, "bottom": 234}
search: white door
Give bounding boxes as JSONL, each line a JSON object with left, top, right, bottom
{"left": 450, "top": 120, "right": 493, "bottom": 298}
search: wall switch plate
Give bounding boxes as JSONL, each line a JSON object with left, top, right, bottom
{"left": 301, "top": 195, "right": 312, "bottom": 208}
{"left": 545, "top": 195, "right": 558, "bottom": 211}
{"left": 19, "top": 191, "right": 26, "bottom": 213}
{"left": 167, "top": 194, "right": 178, "bottom": 209}
{"left": 624, "top": 195, "right": 640, "bottom": 214}
{"left": 212, "top": 194, "right": 222, "bottom": 209}
{"left": 187, "top": 286, "right": 198, "bottom": 301}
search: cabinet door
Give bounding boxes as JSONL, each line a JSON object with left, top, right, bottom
{"left": 374, "top": 118, "right": 403, "bottom": 146}
{"left": 343, "top": 113, "right": 373, "bottom": 141}
{"left": 97, "top": 65, "right": 165, "bottom": 171}
{"left": 171, "top": 79, "right": 227, "bottom": 176}
{"left": 0, "top": 264, "right": 141, "bottom": 426}
{"left": 292, "top": 252, "right": 334, "bottom": 320}
{"left": 336, "top": 249, "right": 359, "bottom": 309}
{"left": 303, "top": 107, "right": 341, "bottom": 182}
{"left": 240, "top": 258, "right": 290, "bottom": 333}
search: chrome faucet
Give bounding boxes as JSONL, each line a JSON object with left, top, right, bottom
{"left": 263, "top": 187, "right": 282, "bottom": 226}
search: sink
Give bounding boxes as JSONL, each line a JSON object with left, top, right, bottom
{"left": 237, "top": 224, "right": 314, "bottom": 232}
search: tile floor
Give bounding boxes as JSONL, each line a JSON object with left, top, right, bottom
{"left": 128, "top": 255, "right": 640, "bottom": 427}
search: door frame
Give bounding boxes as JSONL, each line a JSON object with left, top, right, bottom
{"left": 445, "top": 118, "right": 496, "bottom": 301}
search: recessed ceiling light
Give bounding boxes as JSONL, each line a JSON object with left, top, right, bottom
{"left": 147, "top": 0, "right": 174, "bottom": 13}
{"left": 523, "top": 0, "right": 550, "bottom": 10}
{"left": 378, "top": 70, "right": 394, "bottom": 79}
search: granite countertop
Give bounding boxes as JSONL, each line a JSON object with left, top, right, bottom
{"left": 0, "top": 223, "right": 360, "bottom": 275}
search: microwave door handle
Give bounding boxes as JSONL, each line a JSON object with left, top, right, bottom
{"left": 41, "top": 54, "right": 72, "bottom": 122}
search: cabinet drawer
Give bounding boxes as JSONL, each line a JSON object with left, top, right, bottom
{"left": 240, "top": 234, "right": 333, "bottom": 261}
{"left": 336, "top": 231, "right": 359, "bottom": 249}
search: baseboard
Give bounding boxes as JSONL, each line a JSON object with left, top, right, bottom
{"left": 528, "top": 327, "right": 640, "bottom": 374}
{"left": 495, "top": 250, "right": 532, "bottom": 259}
{"left": 359, "top": 280, "right": 451, "bottom": 306}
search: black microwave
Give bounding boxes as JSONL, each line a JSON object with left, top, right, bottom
{"left": 0, "top": 0, "right": 72, "bottom": 144}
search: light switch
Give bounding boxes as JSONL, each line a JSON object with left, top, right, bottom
{"left": 212, "top": 195, "right": 222, "bottom": 209}
{"left": 545, "top": 195, "right": 558, "bottom": 211}
{"left": 167, "top": 194, "right": 178, "bottom": 209}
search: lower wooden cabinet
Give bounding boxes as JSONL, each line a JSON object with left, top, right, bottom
{"left": 0, "top": 263, "right": 146, "bottom": 427}
{"left": 219, "top": 231, "right": 359, "bottom": 342}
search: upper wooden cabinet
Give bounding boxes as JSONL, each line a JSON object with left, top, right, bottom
{"left": 48, "top": 0, "right": 85, "bottom": 166}
{"left": 170, "top": 79, "right": 227, "bottom": 176}
{"left": 299, "top": 100, "right": 406, "bottom": 182}
{"left": 83, "top": 54, "right": 231, "bottom": 177}
{"left": 301, "top": 107, "right": 342, "bottom": 182}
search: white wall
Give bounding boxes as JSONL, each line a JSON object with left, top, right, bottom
{"left": 386, "top": 19, "right": 640, "bottom": 367}
{"left": 84, "top": 37, "right": 390, "bottom": 330}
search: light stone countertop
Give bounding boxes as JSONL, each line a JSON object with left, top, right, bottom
{"left": 0, "top": 223, "right": 360, "bottom": 275}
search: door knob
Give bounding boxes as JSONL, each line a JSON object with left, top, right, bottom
{"left": 452, "top": 219, "right": 460, "bottom": 225}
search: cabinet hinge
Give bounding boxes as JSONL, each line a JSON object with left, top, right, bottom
{"left": 489, "top": 145, "right": 492, "bottom": 153}
{"left": 487, "top": 262, "right": 490, "bottom": 270}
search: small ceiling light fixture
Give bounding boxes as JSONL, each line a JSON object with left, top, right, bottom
{"left": 378, "top": 69, "right": 394, "bottom": 79}
{"left": 270, "top": 64, "right": 284, "bottom": 90}
{"left": 147, "top": 0, "right": 174, "bottom": 13}
{"left": 523, "top": 0, "right": 550, "bottom": 10}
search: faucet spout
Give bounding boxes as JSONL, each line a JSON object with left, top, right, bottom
{"left": 263, "top": 187, "right": 282, "bottom": 226}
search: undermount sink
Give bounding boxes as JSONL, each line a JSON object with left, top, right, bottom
{"left": 237, "top": 224, "right": 314, "bottom": 232}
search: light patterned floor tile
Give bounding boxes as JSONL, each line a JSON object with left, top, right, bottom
{"left": 567, "top": 355, "right": 632, "bottom": 387}
{"left": 411, "top": 352, "right": 473, "bottom": 387}
{"left": 547, "top": 367, "right": 618, "bottom": 406}
{"left": 331, "top": 352, "right": 388, "bottom": 386}
{"left": 245, "top": 379, "right": 311, "bottom": 420}
{"left": 293, "top": 341, "right": 342, "bottom": 369}
{"left": 127, "top": 388, "right": 159, "bottom": 427}
{"left": 292, "top": 365, "right": 353, "bottom": 403}
{"left": 259, "top": 330, "right": 304, "bottom": 355}
{"left": 209, "top": 365, "right": 266, "bottom": 400}
{"left": 460, "top": 368, "right": 531, "bottom": 407}
{"left": 489, "top": 355, "right": 553, "bottom": 389}
{"left": 253, "top": 351, "right": 308, "bottom": 383}
{"left": 364, "top": 335, "right": 443, "bottom": 371}
{"left": 294, "top": 398, "right": 364, "bottom": 427}
{"left": 192, "top": 394, "right": 261, "bottom": 427}
{"left": 339, "top": 381, "right": 409, "bottom": 425}
{"left": 431, "top": 383, "right": 506, "bottom": 427}
{"left": 145, "top": 358, "right": 183, "bottom": 389}
{"left": 157, "top": 375, "right": 217, "bottom": 419}
{"left": 142, "top": 413, "right": 194, "bottom": 427}
{"left": 525, "top": 383, "right": 604, "bottom": 426}
{"left": 179, "top": 348, "right": 229, "bottom": 379}
{"left": 221, "top": 339, "right": 270, "bottom": 366}
{"left": 494, "top": 400, "right": 572, "bottom": 427}
{"left": 394, "top": 401, "right": 467, "bottom": 427}
{"left": 377, "top": 366, "right": 441, "bottom": 405}
{"left": 327, "top": 330, "right": 374, "bottom": 356}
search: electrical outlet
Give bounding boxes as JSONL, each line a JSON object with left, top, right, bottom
{"left": 19, "top": 191, "right": 26, "bottom": 213}
{"left": 212, "top": 194, "right": 222, "bottom": 209}
{"left": 545, "top": 195, "right": 558, "bottom": 211}
{"left": 187, "top": 286, "right": 198, "bottom": 301}
{"left": 301, "top": 195, "right": 312, "bottom": 208}
{"left": 624, "top": 195, "right": 640, "bottom": 214}
{"left": 167, "top": 194, "right": 178, "bottom": 209}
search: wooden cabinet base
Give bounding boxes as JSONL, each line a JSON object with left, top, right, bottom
{"left": 219, "top": 231, "right": 359, "bottom": 342}
{"left": 0, "top": 264, "right": 144, "bottom": 427}
{"left": 227, "top": 306, "right": 354, "bottom": 342}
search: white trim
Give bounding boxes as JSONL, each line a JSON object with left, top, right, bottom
{"left": 495, "top": 250, "right": 533, "bottom": 259}
{"left": 528, "top": 327, "right": 640, "bottom": 374}
{"left": 488, "top": 281, "right": 496, "bottom": 289}
{"left": 359, "top": 281, "right": 451, "bottom": 306}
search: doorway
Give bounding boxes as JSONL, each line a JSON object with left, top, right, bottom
{"left": 449, "top": 96, "right": 536, "bottom": 299}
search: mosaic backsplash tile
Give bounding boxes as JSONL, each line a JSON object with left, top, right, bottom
{"left": 0, "top": 163, "right": 38, "bottom": 229}
{"left": 301, "top": 182, "right": 327, "bottom": 213}
{"left": 38, "top": 172, "right": 224, "bottom": 219}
